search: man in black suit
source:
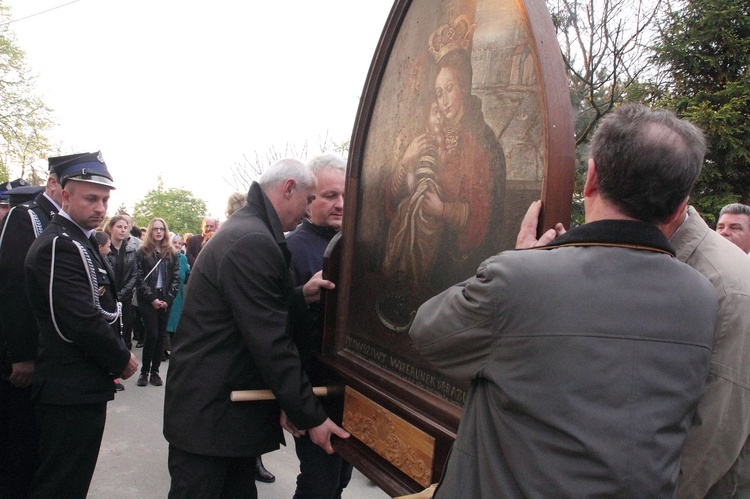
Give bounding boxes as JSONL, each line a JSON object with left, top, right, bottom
{"left": 24, "top": 151, "right": 138, "bottom": 498}
{"left": 164, "top": 158, "right": 349, "bottom": 498}
{"left": 0, "top": 161, "right": 64, "bottom": 498}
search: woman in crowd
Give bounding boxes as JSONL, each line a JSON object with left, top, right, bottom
{"left": 135, "top": 218, "right": 180, "bottom": 387}
{"left": 164, "top": 233, "right": 190, "bottom": 360}
{"left": 104, "top": 215, "right": 139, "bottom": 350}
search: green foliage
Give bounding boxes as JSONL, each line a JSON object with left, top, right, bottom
{"left": 132, "top": 177, "right": 208, "bottom": 235}
{"left": 653, "top": 0, "right": 750, "bottom": 220}
{"left": 0, "top": 3, "right": 55, "bottom": 181}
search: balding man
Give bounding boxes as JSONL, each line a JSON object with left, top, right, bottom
{"left": 164, "top": 158, "right": 349, "bottom": 498}
{"left": 415, "top": 105, "right": 718, "bottom": 497}
{"left": 185, "top": 217, "right": 218, "bottom": 266}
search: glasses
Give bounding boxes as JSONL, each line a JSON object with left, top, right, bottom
{"left": 152, "top": 227, "right": 166, "bottom": 232}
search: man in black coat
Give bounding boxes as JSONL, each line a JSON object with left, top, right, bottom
{"left": 164, "top": 158, "right": 349, "bottom": 498}
{"left": 24, "top": 151, "right": 138, "bottom": 498}
{"left": 0, "top": 161, "right": 63, "bottom": 498}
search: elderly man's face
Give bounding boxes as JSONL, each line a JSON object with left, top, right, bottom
{"left": 203, "top": 219, "right": 217, "bottom": 234}
{"left": 717, "top": 213, "right": 750, "bottom": 253}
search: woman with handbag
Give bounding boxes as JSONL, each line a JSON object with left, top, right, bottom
{"left": 134, "top": 218, "right": 180, "bottom": 387}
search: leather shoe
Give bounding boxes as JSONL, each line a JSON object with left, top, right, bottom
{"left": 149, "top": 372, "right": 163, "bottom": 386}
{"left": 254, "top": 457, "right": 275, "bottom": 483}
{"left": 114, "top": 380, "right": 125, "bottom": 391}
{"left": 136, "top": 373, "right": 148, "bottom": 386}
{"left": 136, "top": 342, "right": 144, "bottom": 348}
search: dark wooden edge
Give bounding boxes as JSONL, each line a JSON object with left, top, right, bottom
{"left": 520, "top": 0, "right": 576, "bottom": 234}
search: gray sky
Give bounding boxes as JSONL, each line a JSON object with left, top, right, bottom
{"left": 4, "top": 0, "right": 393, "bottom": 218}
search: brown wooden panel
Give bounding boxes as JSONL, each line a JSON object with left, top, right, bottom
{"left": 342, "top": 387, "right": 435, "bottom": 488}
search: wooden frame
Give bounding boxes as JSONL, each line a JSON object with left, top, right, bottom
{"left": 321, "top": 0, "right": 574, "bottom": 495}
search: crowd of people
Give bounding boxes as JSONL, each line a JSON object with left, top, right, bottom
{"left": 0, "top": 104, "right": 749, "bottom": 499}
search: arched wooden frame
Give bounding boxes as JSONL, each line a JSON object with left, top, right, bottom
{"left": 320, "top": 0, "right": 574, "bottom": 495}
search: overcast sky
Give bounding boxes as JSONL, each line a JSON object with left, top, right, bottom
{"left": 4, "top": 0, "right": 393, "bottom": 218}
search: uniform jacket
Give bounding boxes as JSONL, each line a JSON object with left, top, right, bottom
{"left": 24, "top": 214, "right": 131, "bottom": 404}
{"left": 0, "top": 193, "right": 58, "bottom": 372}
{"left": 106, "top": 235, "right": 139, "bottom": 302}
{"left": 675, "top": 207, "right": 750, "bottom": 498}
{"left": 163, "top": 182, "right": 327, "bottom": 457}
{"left": 134, "top": 246, "right": 180, "bottom": 307}
{"left": 410, "top": 220, "right": 718, "bottom": 498}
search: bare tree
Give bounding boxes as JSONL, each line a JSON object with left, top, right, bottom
{"left": 225, "top": 131, "right": 349, "bottom": 192}
{"left": 549, "top": 0, "right": 663, "bottom": 145}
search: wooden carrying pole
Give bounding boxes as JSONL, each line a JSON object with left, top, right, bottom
{"left": 230, "top": 386, "right": 329, "bottom": 402}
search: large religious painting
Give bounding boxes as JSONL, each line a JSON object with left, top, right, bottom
{"left": 320, "top": 0, "right": 574, "bottom": 495}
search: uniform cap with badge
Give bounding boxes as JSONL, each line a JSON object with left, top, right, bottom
{"left": 48, "top": 151, "right": 115, "bottom": 189}
{"left": 0, "top": 178, "right": 30, "bottom": 206}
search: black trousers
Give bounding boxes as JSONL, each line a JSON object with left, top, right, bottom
{"left": 168, "top": 445, "right": 257, "bottom": 499}
{"left": 133, "top": 304, "right": 145, "bottom": 342}
{"left": 30, "top": 401, "right": 107, "bottom": 499}
{"left": 139, "top": 301, "right": 170, "bottom": 374}
{"left": 293, "top": 433, "right": 353, "bottom": 499}
{"left": 120, "top": 299, "right": 134, "bottom": 349}
{"left": 0, "top": 378, "right": 39, "bottom": 499}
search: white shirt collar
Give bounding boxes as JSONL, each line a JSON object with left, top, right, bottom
{"left": 58, "top": 209, "right": 96, "bottom": 239}
{"left": 42, "top": 192, "right": 61, "bottom": 211}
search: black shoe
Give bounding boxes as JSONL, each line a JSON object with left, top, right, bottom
{"left": 161, "top": 350, "right": 170, "bottom": 362}
{"left": 254, "top": 457, "right": 275, "bottom": 483}
{"left": 149, "top": 372, "right": 163, "bottom": 387}
{"left": 114, "top": 380, "right": 125, "bottom": 392}
{"left": 136, "top": 373, "right": 148, "bottom": 386}
{"left": 136, "top": 342, "right": 144, "bottom": 348}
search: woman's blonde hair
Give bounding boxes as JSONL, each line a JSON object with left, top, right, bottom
{"left": 225, "top": 192, "right": 247, "bottom": 218}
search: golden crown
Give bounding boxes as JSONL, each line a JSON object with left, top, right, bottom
{"left": 428, "top": 15, "right": 476, "bottom": 64}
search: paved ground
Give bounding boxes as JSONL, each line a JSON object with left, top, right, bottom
{"left": 87, "top": 358, "right": 390, "bottom": 498}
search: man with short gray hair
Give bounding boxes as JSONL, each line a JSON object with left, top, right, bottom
{"left": 164, "top": 158, "right": 349, "bottom": 498}
{"left": 413, "top": 104, "right": 719, "bottom": 497}
{"left": 286, "top": 153, "right": 351, "bottom": 498}
{"left": 716, "top": 203, "right": 750, "bottom": 254}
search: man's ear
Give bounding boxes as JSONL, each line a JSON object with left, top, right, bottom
{"left": 283, "top": 178, "right": 296, "bottom": 199}
{"left": 61, "top": 188, "right": 71, "bottom": 205}
{"left": 583, "top": 158, "right": 598, "bottom": 197}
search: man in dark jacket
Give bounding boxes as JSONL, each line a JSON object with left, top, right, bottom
{"left": 0, "top": 161, "right": 63, "bottom": 498}
{"left": 412, "top": 105, "right": 719, "bottom": 497}
{"left": 185, "top": 217, "right": 217, "bottom": 267}
{"left": 286, "top": 153, "right": 352, "bottom": 499}
{"left": 164, "top": 158, "right": 349, "bottom": 498}
{"left": 24, "top": 151, "right": 138, "bottom": 498}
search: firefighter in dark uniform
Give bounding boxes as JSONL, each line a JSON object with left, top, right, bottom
{"left": 0, "top": 164, "right": 64, "bottom": 499}
{"left": 24, "top": 151, "right": 138, "bottom": 498}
